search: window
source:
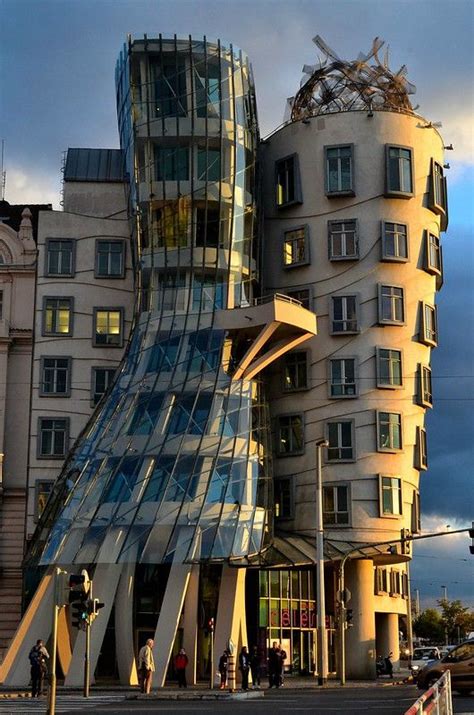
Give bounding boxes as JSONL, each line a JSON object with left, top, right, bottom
{"left": 326, "top": 420, "right": 354, "bottom": 461}
{"left": 385, "top": 145, "right": 414, "bottom": 197}
{"left": 425, "top": 232, "right": 443, "bottom": 284}
{"left": 192, "top": 274, "right": 224, "bottom": 311}
{"left": 429, "top": 159, "right": 448, "bottom": 225}
{"left": 157, "top": 272, "right": 186, "bottom": 311}
{"left": 382, "top": 221, "right": 408, "bottom": 261}
{"left": 378, "top": 285, "right": 405, "bottom": 324}
{"left": 168, "top": 393, "right": 213, "bottom": 436}
{"left": 330, "top": 295, "right": 358, "bottom": 334}
{"left": 197, "top": 148, "right": 221, "bottom": 182}
{"left": 102, "top": 457, "right": 143, "bottom": 503}
{"left": 38, "top": 417, "right": 69, "bottom": 458}
{"left": 418, "top": 364, "right": 433, "bottom": 407}
{"left": 329, "top": 358, "right": 356, "bottom": 397}
{"left": 323, "top": 485, "right": 350, "bottom": 525}
{"left": 152, "top": 200, "right": 190, "bottom": 248}
{"left": 390, "top": 570, "right": 402, "bottom": 596}
{"left": 328, "top": 220, "right": 358, "bottom": 260}
{"left": 415, "top": 427, "right": 428, "bottom": 470}
{"left": 43, "top": 297, "right": 73, "bottom": 336}
{"left": 95, "top": 240, "right": 125, "bottom": 278}
{"left": 45, "top": 239, "right": 75, "bottom": 276}
{"left": 285, "top": 287, "right": 311, "bottom": 310}
{"left": 377, "top": 411, "right": 402, "bottom": 452}
{"left": 380, "top": 476, "right": 402, "bottom": 516}
{"left": 153, "top": 58, "right": 187, "bottom": 118}
{"left": 155, "top": 145, "right": 189, "bottom": 181}
{"left": 283, "top": 351, "right": 308, "bottom": 391}
{"left": 283, "top": 226, "right": 309, "bottom": 267}
{"left": 275, "top": 478, "right": 293, "bottom": 518}
{"left": 185, "top": 330, "right": 223, "bottom": 373}
{"left": 277, "top": 414, "right": 304, "bottom": 455}
{"left": 126, "top": 394, "right": 165, "bottom": 436}
{"left": 325, "top": 145, "right": 354, "bottom": 196}
{"left": 411, "top": 490, "right": 421, "bottom": 533}
{"left": 93, "top": 308, "right": 124, "bottom": 347}
{"left": 420, "top": 302, "right": 438, "bottom": 346}
{"left": 375, "top": 568, "right": 389, "bottom": 594}
{"left": 275, "top": 154, "right": 302, "bottom": 208}
{"left": 91, "top": 367, "right": 116, "bottom": 406}
{"left": 376, "top": 348, "right": 403, "bottom": 388}
{"left": 147, "top": 333, "right": 181, "bottom": 373}
{"left": 35, "top": 480, "right": 54, "bottom": 521}
{"left": 195, "top": 58, "right": 220, "bottom": 119}
{"left": 40, "top": 357, "right": 71, "bottom": 396}
{"left": 196, "top": 207, "right": 220, "bottom": 247}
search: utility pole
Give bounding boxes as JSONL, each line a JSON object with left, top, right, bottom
{"left": 315, "top": 439, "right": 329, "bottom": 685}
{"left": 406, "top": 562, "right": 413, "bottom": 667}
{"left": 84, "top": 580, "right": 92, "bottom": 698}
{"left": 414, "top": 589, "right": 420, "bottom": 617}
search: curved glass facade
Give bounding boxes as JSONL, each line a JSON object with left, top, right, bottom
{"left": 29, "top": 37, "right": 272, "bottom": 567}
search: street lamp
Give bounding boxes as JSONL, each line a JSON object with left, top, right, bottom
{"left": 315, "top": 438, "right": 329, "bottom": 686}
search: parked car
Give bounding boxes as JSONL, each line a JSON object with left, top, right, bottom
{"left": 410, "top": 646, "right": 441, "bottom": 676}
{"left": 417, "top": 640, "right": 474, "bottom": 696}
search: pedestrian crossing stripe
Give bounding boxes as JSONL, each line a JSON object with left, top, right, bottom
{"left": 0, "top": 694, "right": 125, "bottom": 713}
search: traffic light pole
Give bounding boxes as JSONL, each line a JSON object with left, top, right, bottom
{"left": 47, "top": 568, "right": 61, "bottom": 715}
{"left": 336, "top": 527, "right": 471, "bottom": 686}
{"left": 84, "top": 581, "right": 92, "bottom": 698}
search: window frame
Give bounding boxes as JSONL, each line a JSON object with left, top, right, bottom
{"left": 275, "top": 153, "right": 303, "bottom": 209}
{"left": 428, "top": 159, "right": 448, "bottom": 220}
{"left": 324, "top": 143, "right": 355, "bottom": 197}
{"left": 377, "top": 411, "right": 403, "bottom": 453}
{"left": 328, "top": 219, "right": 359, "bottom": 261}
{"left": 415, "top": 426, "right": 428, "bottom": 471}
{"left": 93, "top": 307, "right": 125, "bottom": 348}
{"left": 385, "top": 144, "right": 414, "bottom": 198}
{"left": 424, "top": 231, "right": 443, "bottom": 289}
{"left": 42, "top": 296, "right": 74, "bottom": 337}
{"left": 417, "top": 364, "right": 433, "bottom": 407}
{"left": 328, "top": 356, "right": 358, "bottom": 398}
{"left": 39, "top": 356, "right": 72, "bottom": 397}
{"left": 378, "top": 284, "right": 405, "bottom": 325}
{"left": 411, "top": 490, "right": 421, "bottom": 534}
{"left": 420, "top": 302, "right": 438, "bottom": 347}
{"left": 91, "top": 366, "right": 117, "bottom": 407}
{"left": 322, "top": 483, "right": 351, "bottom": 526}
{"left": 376, "top": 347, "right": 403, "bottom": 389}
{"left": 282, "top": 350, "right": 310, "bottom": 392}
{"left": 34, "top": 479, "right": 55, "bottom": 522}
{"left": 37, "top": 417, "right": 70, "bottom": 460}
{"left": 381, "top": 220, "right": 409, "bottom": 262}
{"left": 274, "top": 477, "right": 294, "bottom": 519}
{"left": 282, "top": 225, "right": 310, "bottom": 269}
{"left": 94, "top": 239, "right": 126, "bottom": 279}
{"left": 155, "top": 144, "right": 190, "bottom": 182}
{"left": 325, "top": 419, "right": 356, "bottom": 463}
{"left": 379, "top": 475, "right": 403, "bottom": 518}
{"left": 330, "top": 294, "right": 360, "bottom": 335}
{"left": 276, "top": 413, "right": 305, "bottom": 457}
{"left": 44, "top": 238, "right": 76, "bottom": 278}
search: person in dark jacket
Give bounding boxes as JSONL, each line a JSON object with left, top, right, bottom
{"left": 218, "top": 650, "right": 229, "bottom": 690}
{"left": 174, "top": 648, "right": 189, "bottom": 688}
{"left": 238, "top": 646, "right": 250, "bottom": 690}
{"left": 267, "top": 641, "right": 279, "bottom": 688}
{"left": 29, "top": 639, "right": 49, "bottom": 698}
{"left": 250, "top": 646, "right": 261, "bottom": 689}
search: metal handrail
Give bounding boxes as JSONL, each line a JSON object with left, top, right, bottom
{"left": 253, "top": 292, "right": 303, "bottom": 307}
{"left": 404, "top": 670, "right": 453, "bottom": 715}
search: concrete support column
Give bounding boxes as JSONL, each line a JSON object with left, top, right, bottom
{"left": 115, "top": 561, "right": 138, "bottom": 685}
{"left": 377, "top": 613, "right": 400, "bottom": 671}
{"left": 65, "top": 563, "right": 122, "bottom": 686}
{"left": 182, "top": 565, "right": 200, "bottom": 685}
{"left": 214, "top": 566, "right": 247, "bottom": 684}
{"left": 345, "top": 559, "right": 376, "bottom": 680}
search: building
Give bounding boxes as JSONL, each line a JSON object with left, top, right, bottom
{"left": 0, "top": 201, "right": 51, "bottom": 659}
{"left": 0, "top": 36, "right": 447, "bottom": 685}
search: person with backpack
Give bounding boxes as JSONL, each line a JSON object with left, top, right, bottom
{"left": 29, "top": 639, "right": 49, "bottom": 698}
{"left": 174, "top": 648, "right": 189, "bottom": 688}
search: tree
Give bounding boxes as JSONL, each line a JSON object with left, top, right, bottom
{"left": 413, "top": 608, "right": 444, "bottom": 642}
{"left": 438, "top": 598, "right": 474, "bottom": 642}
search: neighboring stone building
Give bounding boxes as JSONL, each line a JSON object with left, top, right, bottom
{"left": 0, "top": 202, "right": 49, "bottom": 659}
{"left": 0, "top": 37, "right": 448, "bottom": 686}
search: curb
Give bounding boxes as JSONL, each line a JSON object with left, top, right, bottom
{"left": 129, "top": 690, "right": 264, "bottom": 701}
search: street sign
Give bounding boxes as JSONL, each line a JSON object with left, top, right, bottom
{"left": 336, "top": 588, "right": 351, "bottom": 604}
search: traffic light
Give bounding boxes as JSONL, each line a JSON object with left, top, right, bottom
{"left": 208, "top": 617, "right": 214, "bottom": 633}
{"left": 401, "top": 528, "right": 412, "bottom": 556}
{"left": 68, "top": 570, "right": 90, "bottom": 630}
{"left": 346, "top": 609, "right": 353, "bottom": 628}
{"left": 87, "top": 598, "right": 105, "bottom": 624}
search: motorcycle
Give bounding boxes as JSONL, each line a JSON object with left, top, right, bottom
{"left": 376, "top": 652, "right": 393, "bottom": 678}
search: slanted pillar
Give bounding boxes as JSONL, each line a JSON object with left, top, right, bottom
{"left": 214, "top": 566, "right": 248, "bottom": 684}
{"left": 345, "top": 559, "right": 376, "bottom": 680}
{"left": 115, "top": 561, "right": 138, "bottom": 685}
{"left": 182, "top": 565, "right": 200, "bottom": 685}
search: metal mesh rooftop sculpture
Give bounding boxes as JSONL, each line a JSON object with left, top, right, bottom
{"left": 289, "top": 36, "right": 417, "bottom": 122}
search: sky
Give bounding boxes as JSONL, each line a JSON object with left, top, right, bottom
{"left": 1, "top": 0, "right": 473, "bottom": 608}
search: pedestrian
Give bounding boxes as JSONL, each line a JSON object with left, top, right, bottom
{"left": 278, "top": 646, "right": 287, "bottom": 687}
{"left": 137, "top": 638, "right": 155, "bottom": 694}
{"left": 250, "top": 645, "right": 261, "bottom": 689}
{"left": 218, "top": 649, "right": 229, "bottom": 690}
{"left": 267, "top": 641, "right": 279, "bottom": 688}
{"left": 174, "top": 648, "right": 188, "bottom": 688}
{"left": 29, "top": 639, "right": 49, "bottom": 698}
{"left": 238, "top": 646, "right": 250, "bottom": 690}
